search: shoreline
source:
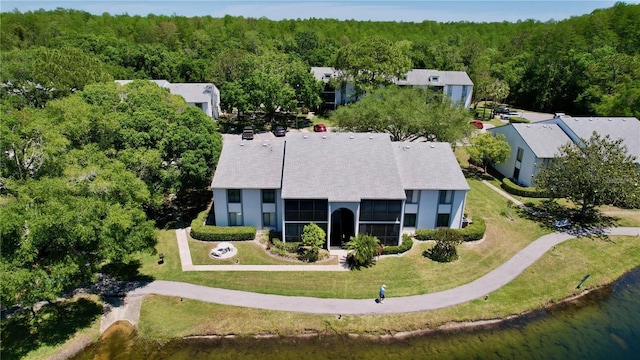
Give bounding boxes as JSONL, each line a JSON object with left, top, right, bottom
{"left": 181, "top": 281, "right": 608, "bottom": 341}
{"left": 52, "top": 268, "right": 630, "bottom": 359}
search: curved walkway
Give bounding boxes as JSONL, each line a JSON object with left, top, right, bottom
{"left": 100, "top": 227, "right": 639, "bottom": 332}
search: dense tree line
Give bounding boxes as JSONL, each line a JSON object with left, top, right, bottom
{"left": 0, "top": 81, "right": 221, "bottom": 311}
{"left": 1, "top": 3, "right": 639, "bottom": 115}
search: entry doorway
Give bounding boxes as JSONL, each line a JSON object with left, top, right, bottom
{"left": 330, "top": 208, "right": 355, "bottom": 248}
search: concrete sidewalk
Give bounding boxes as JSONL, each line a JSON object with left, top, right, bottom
{"left": 100, "top": 227, "right": 639, "bottom": 331}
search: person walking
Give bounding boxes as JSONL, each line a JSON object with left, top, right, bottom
{"left": 378, "top": 284, "right": 386, "bottom": 304}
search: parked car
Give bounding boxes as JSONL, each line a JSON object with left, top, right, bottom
{"left": 272, "top": 125, "right": 287, "bottom": 137}
{"left": 500, "top": 111, "right": 520, "bottom": 120}
{"left": 469, "top": 120, "right": 484, "bottom": 129}
{"left": 242, "top": 126, "right": 254, "bottom": 140}
{"left": 313, "top": 123, "right": 327, "bottom": 132}
{"left": 494, "top": 107, "right": 510, "bottom": 115}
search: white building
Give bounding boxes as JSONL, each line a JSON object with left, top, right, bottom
{"left": 115, "top": 80, "right": 221, "bottom": 119}
{"left": 211, "top": 133, "right": 469, "bottom": 248}
{"left": 311, "top": 67, "right": 474, "bottom": 110}
{"left": 488, "top": 115, "right": 640, "bottom": 186}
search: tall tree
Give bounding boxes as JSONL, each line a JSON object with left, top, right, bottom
{"left": 330, "top": 86, "right": 472, "bottom": 143}
{"left": 332, "top": 36, "right": 412, "bottom": 100}
{"left": 466, "top": 132, "right": 511, "bottom": 172}
{"left": 534, "top": 132, "right": 640, "bottom": 220}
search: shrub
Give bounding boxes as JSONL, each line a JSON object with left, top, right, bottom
{"left": 190, "top": 211, "right": 256, "bottom": 241}
{"left": 383, "top": 234, "right": 414, "bottom": 254}
{"left": 414, "top": 217, "right": 486, "bottom": 242}
{"left": 501, "top": 178, "right": 548, "bottom": 198}
{"left": 459, "top": 217, "right": 486, "bottom": 241}
{"left": 423, "top": 241, "right": 459, "bottom": 262}
{"left": 414, "top": 229, "right": 437, "bottom": 240}
{"left": 508, "top": 117, "right": 530, "bottom": 123}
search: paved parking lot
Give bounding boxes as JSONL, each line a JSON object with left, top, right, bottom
{"left": 222, "top": 127, "right": 312, "bottom": 142}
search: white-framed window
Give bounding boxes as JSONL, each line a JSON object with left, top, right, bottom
{"left": 405, "top": 190, "right": 418, "bottom": 204}
{"left": 439, "top": 190, "right": 453, "bottom": 204}
{"left": 229, "top": 212, "right": 243, "bottom": 226}
{"left": 263, "top": 212, "right": 276, "bottom": 227}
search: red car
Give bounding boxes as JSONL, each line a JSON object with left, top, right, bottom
{"left": 313, "top": 123, "right": 327, "bottom": 132}
{"left": 469, "top": 120, "right": 484, "bottom": 129}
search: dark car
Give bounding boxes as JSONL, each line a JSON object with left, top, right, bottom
{"left": 273, "top": 125, "right": 287, "bottom": 137}
{"left": 494, "top": 107, "right": 510, "bottom": 115}
{"left": 469, "top": 120, "right": 484, "bottom": 129}
{"left": 242, "top": 126, "right": 254, "bottom": 140}
{"left": 313, "top": 123, "right": 327, "bottom": 132}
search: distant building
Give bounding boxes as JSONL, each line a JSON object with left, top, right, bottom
{"left": 115, "top": 80, "right": 221, "bottom": 119}
{"left": 211, "top": 133, "right": 469, "bottom": 248}
{"left": 311, "top": 67, "right": 474, "bottom": 111}
{"left": 488, "top": 115, "right": 640, "bottom": 186}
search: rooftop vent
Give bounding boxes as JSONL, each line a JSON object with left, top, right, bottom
{"left": 349, "top": 135, "right": 354, "bottom": 139}
{"left": 322, "top": 135, "right": 327, "bottom": 139}
{"left": 240, "top": 143, "right": 245, "bottom": 146}
{"left": 303, "top": 135, "right": 308, "bottom": 139}
{"left": 430, "top": 144, "right": 435, "bottom": 148}
{"left": 369, "top": 136, "right": 373, "bottom": 139}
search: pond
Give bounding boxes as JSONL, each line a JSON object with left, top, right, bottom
{"left": 72, "top": 267, "right": 640, "bottom": 359}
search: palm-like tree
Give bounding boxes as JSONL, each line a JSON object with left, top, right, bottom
{"left": 345, "top": 233, "right": 381, "bottom": 268}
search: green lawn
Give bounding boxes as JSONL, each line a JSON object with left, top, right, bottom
{"left": 138, "top": 179, "right": 551, "bottom": 299}
{"left": 139, "top": 234, "right": 640, "bottom": 338}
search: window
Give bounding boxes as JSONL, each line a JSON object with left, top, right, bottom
{"left": 437, "top": 213, "right": 450, "bottom": 227}
{"left": 263, "top": 212, "right": 276, "bottom": 227}
{"left": 229, "top": 212, "right": 242, "bottom": 226}
{"left": 461, "top": 85, "right": 469, "bottom": 100}
{"left": 360, "top": 200, "right": 402, "bottom": 222}
{"left": 405, "top": 190, "right": 418, "bottom": 204}
{"left": 359, "top": 224, "right": 400, "bottom": 246}
{"left": 439, "top": 190, "right": 453, "bottom": 204}
{"left": 447, "top": 86, "right": 453, "bottom": 97}
{"left": 262, "top": 189, "right": 275, "bottom": 203}
{"left": 228, "top": 189, "right": 241, "bottom": 203}
{"left": 516, "top": 147, "right": 524, "bottom": 162}
{"left": 404, "top": 214, "right": 416, "bottom": 227}
{"left": 513, "top": 167, "right": 520, "bottom": 182}
{"left": 285, "top": 199, "right": 328, "bottom": 221}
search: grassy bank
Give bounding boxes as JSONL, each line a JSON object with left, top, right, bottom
{"left": 138, "top": 235, "right": 640, "bottom": 339}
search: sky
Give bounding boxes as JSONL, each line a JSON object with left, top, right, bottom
{"left": 1, "top": 1, "right": 638, "bottom": 23}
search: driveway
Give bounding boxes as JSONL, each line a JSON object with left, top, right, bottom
{"left": 520, "top": 111, "right": 555, "bottom": 123}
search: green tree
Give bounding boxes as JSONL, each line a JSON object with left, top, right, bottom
{"left": 467, "top": 132, "right": 511, "bottom": 172}
{"left": 332, "top": 36, "right": 412, "bottom": 100}
{"left": 330, "top": 86, "right": 472, "bottom": 143}
{"left": 534, "top": 132, "right": 640, "bottom": 220}
{"left": 422, "top": 229, "right": 463, "bottom": 263}
{"left": 301, "top": 223, "right": 326, "bottom": 262}
{"left": 345, "top": 233, "right": 381, "bottom": 269}
{"left": 0, "top": 47, "right": 113, "bottom": 108}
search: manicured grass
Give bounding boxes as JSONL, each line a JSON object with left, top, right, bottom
{"left": 188, "top": 237, "right": 338, "bottom": 265}
{"left": 138, "top": 235, "right": 640, "bottom": 338}
{"left": 137, "top": 179, "right": 550, "bottom": 299}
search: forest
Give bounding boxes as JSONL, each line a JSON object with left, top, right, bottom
{"left": 1, "top": 3, "right": 639, "bottom": 311}
{"left": 1, "top": 2, "right": 639, "bottom": 116}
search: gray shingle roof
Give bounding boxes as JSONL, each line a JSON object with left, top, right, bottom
{"left": 557, "top": 116, "right": 640, "bottom": 159}
{"left": 393, "top": 142, "right": 470, "bottom": 190}
{"left": 511, "top": 124, "right": 573, "bottom": 158}
{"left": 281, "top": 133, "right": 406, "bottom": 202}
{"left": 211, "top": 141, "right": 285, "bottom": 189}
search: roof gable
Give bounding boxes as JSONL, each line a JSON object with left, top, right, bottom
{"left": 511, "top": 124, "right": 573, "bottom": 158}
{"left": 211, "top": 141, "right": 285, "bottom": 189}
{"left": 393, "top": 142, "right": 470, "bottom": 190}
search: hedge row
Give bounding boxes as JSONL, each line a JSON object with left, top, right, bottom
{"left": 383, "top": 234, "right": 414, "bottom": 254}
{"left": 508, "top": 117, "right": 530, "bottom": 123}
{"left": 415, "top": 217, "right": 486, "bottom": 242}
{"left": 501, "top": 178, "right": 548, "bottom": 198}
{"left": 190, "top": 212, "right": 256, "bottom": 241}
